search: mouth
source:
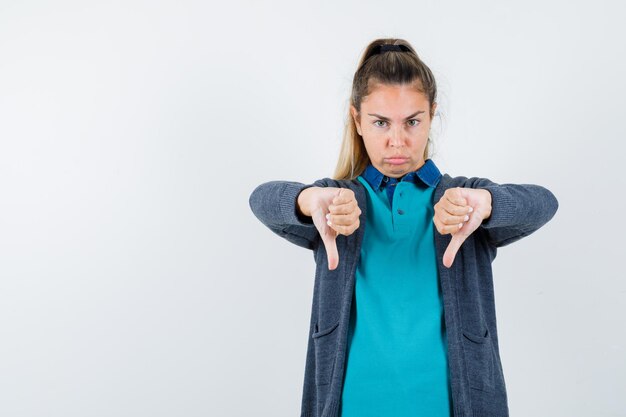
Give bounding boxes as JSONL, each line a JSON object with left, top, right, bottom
{"left": 385, "top": 157, "right": 409, "bottom": 165}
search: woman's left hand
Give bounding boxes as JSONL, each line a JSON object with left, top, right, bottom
{"left": 433, "top": 187, "right": 492, "bottom": 268}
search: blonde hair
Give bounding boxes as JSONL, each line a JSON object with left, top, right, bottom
{"left": 333, "top": 38, "right": 438, "bottom": 180}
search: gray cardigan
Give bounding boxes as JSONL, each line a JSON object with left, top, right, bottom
{"left": 248, "top": 172, "right": 559, "bottom": 417}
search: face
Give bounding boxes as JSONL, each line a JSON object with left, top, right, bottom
{"left": 351, "top": 82, "right": 436, "bottom": 178}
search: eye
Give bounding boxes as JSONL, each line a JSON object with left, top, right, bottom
{"left": 408, "top": 119, "right": 420, "bottom": 127}
{"left": 374, "top": 120, "right": 387, "bottom": 127}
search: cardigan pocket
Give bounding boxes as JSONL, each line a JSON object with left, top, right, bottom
{"left": 462, "top": 327, "right": 496, "bottom": 392}
{"left": 312, "top": 321, "right": 340, "bottom": 386}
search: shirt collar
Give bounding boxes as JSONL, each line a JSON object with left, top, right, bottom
{"left": 361, "top": 158, "right": 442, "bottom": 190}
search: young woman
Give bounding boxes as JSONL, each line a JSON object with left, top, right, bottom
{"left": 249, "top": 38, "right": 558, "bottom": 417}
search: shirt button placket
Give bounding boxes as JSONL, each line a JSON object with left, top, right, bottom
{"left": 393, "top": 183, "right": 411, "bottom": 233}
{"left": 396, "top": 184, "right": 405, "bottom": 215}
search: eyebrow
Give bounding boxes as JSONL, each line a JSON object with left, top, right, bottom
{"left": 367, "top": 110, "right": 425, "bottom": 121}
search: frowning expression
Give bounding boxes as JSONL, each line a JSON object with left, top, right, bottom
{"left": 351, "top": 82, "right": 436, "bottom": 178}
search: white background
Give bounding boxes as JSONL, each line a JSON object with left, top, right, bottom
{"left": 1, "top": 1, "right": 624, "bottom": 416}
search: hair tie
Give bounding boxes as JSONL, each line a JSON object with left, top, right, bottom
{"left": 376, "top": 44, "right": 410, "bottom": 54}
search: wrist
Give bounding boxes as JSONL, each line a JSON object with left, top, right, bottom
{"left": 297, "top": 186, "right": 317, "bottom": 217}
{"left": 483, "top": 189, "right": 493, "bottom": 220}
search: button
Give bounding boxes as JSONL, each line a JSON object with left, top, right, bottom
{"left": 397, "top": 209, "right": 404, "bottom": 215}
{"left": 399, "top": 192, "right": 403, "bottom": 196}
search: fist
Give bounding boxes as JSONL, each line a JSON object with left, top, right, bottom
{"left": 299, "top": 187, "right": 362, "bottom": 270}
{"left": 433, "top": 187, "right": 492, "bottom": 268}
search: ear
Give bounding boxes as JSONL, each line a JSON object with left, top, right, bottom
{"left": 431, "top": 102, "right": 438, "bottom": 119}
{"left": 350, "top": 105, "right": 362, "bottom": 136}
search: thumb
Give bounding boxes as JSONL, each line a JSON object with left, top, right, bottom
{"left": 443, "top": 233, "right": 466, "bottom": 268}
{"left": 311, "top": 204, "right": 340, "bottom": 271}
{"left": 321, "top": 231, "right": 339, "bottom": 270}
{"left": 323, "top": 188, "right": 343, "bottom": 270}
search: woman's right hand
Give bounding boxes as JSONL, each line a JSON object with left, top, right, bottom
{"left": 297, "top": 187, "right": 362, "bottom": 270}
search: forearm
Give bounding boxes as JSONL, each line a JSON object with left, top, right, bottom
{"left": 249, "top": 180, "right": 323, "bottom": 250}
{"left": 468, "top": 178, "right": 559, "bottom": 247}
{"left": 479, "top": 183, "right": 558, "bottom": 230}
{"left": 249, "top": 181, "right": 317, "bottom": 228}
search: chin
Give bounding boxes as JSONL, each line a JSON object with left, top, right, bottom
{"left": 382, "top": 159, "right": 424, "bottom": 177}
{"left": 385, "top": 166, "right": 408, "bottom": 177}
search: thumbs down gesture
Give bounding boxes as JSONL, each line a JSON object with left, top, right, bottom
{"left": 297, "top": 187, "right": 362, "bottom": 270}
{"left": 433, "top": 187, "right": 492, "bottom": 268}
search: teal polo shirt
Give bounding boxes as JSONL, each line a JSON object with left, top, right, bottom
{"left": 340, "top": 159, "right": 453, "bottom": 417}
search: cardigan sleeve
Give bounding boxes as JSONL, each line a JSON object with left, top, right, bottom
{"left": 248, "top": 178, "right": 329, "bottom": 250}
{"left": 466, "top": 177, "right": 559, "bottom": 248}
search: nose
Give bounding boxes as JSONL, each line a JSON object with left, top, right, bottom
{"left": 388, "top": 125, "right": 406, "bottom": 147}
